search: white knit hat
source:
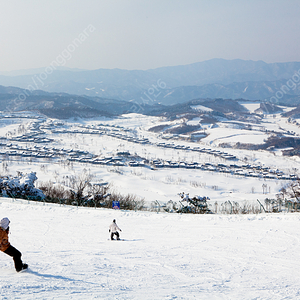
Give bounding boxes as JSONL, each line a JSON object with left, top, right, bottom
{"left": 0, "top": 217, "right": 10, "bottom": 230}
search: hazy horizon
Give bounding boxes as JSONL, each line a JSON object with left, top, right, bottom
{"left": 1, "top": 0, "right": 300, "bottom": 72}
{"left": 1, "top": 58, "right": 294, "bottom": 75}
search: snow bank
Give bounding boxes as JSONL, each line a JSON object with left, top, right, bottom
{"left": 0, "top": 172, "right": 45, "bottom": 200}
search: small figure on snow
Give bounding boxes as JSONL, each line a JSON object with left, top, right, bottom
{"left": 109, "top": 219, "right": 122, "bottom": 240}
{"left": 0, "top": 217, "right": 28, "bottom": 272}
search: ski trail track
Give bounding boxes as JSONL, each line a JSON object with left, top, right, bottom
{"left": 1, "top": 199, "right": 300, "bottom": 299}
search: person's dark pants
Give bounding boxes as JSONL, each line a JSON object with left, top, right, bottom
{"left": 111, "top": 231, "right": 120, "bottom": 240}
{"left": 4, "top": 245, "right": 23, "bottom": 271}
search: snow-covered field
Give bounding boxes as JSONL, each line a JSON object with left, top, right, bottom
{"left": 1, "top": 108, "right": 300, "bottom": 298}
{"left": 1, "top": 198, "right": 300, "bottom": 299}
{"left": 1, "top": 110, "right": 300, "bottom": 208}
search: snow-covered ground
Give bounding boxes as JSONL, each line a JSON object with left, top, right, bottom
{"left": 0, "top": 110, "right": 300, "bottom": 208}
{"left": 1, "top": 198, "right": 300, "bottom": 299}
{"left": 1, "top": 109, "right": 300, "bottom": 298}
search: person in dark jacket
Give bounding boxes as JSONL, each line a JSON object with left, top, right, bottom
{"left": 109, "top": 219, "right": 122, "bottom": 240}
{"left": 0, "top": 217, "right": 28, "bottom": 272}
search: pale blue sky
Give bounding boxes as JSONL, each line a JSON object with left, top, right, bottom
{"left": 1, "top": 0, "right": 300, "bottom": 71}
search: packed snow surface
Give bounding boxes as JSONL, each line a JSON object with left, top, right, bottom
{"left": 1, "top": 198, "right": 300, "bottom": 299}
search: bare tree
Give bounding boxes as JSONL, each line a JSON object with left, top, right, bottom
{"left": 277, "top": 180, "right": 300, "bottom": 211}
{"left": 69, "top": 171, "right": 95, "bottom": 206}
{"left": 281, "top": 180, "right": 300, "bottom": 201}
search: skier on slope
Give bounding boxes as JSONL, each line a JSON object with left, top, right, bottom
{"left": 0, "top": 217, "right": 28, "bottom": 272}
{"left": 109, "top": 219, "right": 122, "bottom": 240}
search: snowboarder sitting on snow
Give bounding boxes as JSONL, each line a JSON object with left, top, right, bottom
{"left": 109, "top": 219, "right": 122, "bottom": 240}
{"left": 0, "top": 217, "right": 28, "bottom": 272}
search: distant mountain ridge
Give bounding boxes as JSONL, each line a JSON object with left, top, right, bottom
{"left": 1, "top": 59, "right": 300, "bottom": 105}
{"left": 1, "top": 83, "right": 300, "bottom": 121}
{"left": 158, "top": 79, "right": 300, "bottom": 105}
{"left": 0, "top": 85, "right": 132, "bottom": 118}
{"left": 0, "top": 84, "right": 248, "bottom": 119}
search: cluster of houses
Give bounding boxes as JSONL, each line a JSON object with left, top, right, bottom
{"left": 155, "top": 143, "right": 236, "bottom": 160}
{"left": 0, "top": 144, "right": 91, "bottom": 160}
{"left": 0, "top": 118, "right": 296, "bottom": 181}
{"left": 49, "top": 123, "right": 237, "bottom": 160}
{"left": 0, "top": 142, "right": 295, "bottom": 180}
{"left": 149, "top": 159, "right": 295, "bottom": 180}
{"left": 52, "top": 125, "right": 150, "bottom": 145}
{"left": 9, "top": 134, "right": 52, "bottom": 144}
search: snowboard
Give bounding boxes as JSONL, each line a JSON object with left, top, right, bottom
{"left": 18, "top": 264, "right": 29, "bottom": 273}
{"left": 18, "top": 268, "right": 29, "bottom": 273}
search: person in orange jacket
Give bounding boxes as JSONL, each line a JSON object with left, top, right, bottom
{"left": 0, "top": 217, "right": 28, "bottom": 272}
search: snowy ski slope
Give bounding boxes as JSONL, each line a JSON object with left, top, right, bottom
{"left": 1, "top": 198, "right": 300, "bottom": 299}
